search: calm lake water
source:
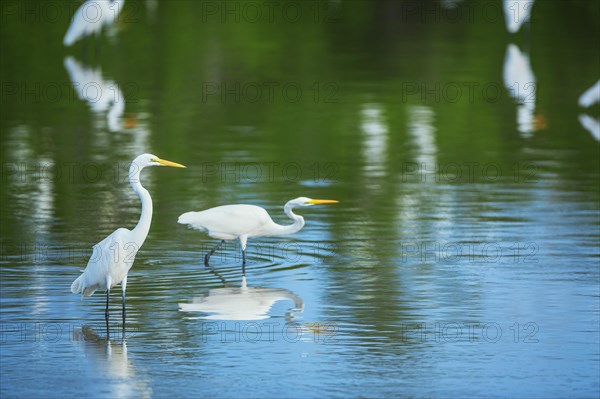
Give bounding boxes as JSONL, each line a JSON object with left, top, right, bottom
{"left": 1, "top": 1, "right": 599, "bottom": 398}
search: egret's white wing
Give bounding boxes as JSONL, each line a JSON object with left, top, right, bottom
{"left": 71, "top": 228, "right": 135, "bottom": 296}
{"left": 64, "top": 2, "right": 94, "bottom": 46}
{"left": 178, "top": 204, "right": 272, "bottom": 240}
{"left": 579, "top": 80, "right": 600, "bottom": 108}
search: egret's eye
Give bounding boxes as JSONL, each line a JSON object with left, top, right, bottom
{"left": 150, "top": 158, "right": 159, "bottom": 163}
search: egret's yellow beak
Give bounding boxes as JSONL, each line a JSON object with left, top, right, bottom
{"left": 308, "top": 199, "right": 339, "bottom": 205}
{"left": 157, "top": 158, "right": 186, "bottom": 168}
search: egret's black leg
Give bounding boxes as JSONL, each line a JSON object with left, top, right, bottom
{"left": 121, "top": 290, "right": 126, "bottom": 338}
{"left": 205, "top": 240, "right": 225, "bottom": 266}
{"left": 242, "top": 248, "right": 246, "bottom": 275}
{"left": 121, "top": 276, "right": 128, "bottom": 340}
{"left": 206, "top": 263, "right": 228, "bottom": 286}
{"left": 105, "top": 289, "right": 110, "bottom": 339}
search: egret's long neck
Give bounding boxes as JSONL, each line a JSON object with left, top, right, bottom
{"left": 108, "top": 0, "right": 126, "bottom": 16}
{"left": 129, "top": 163, "right": 153, "bottom": 244}
{"left": 268, "top": 203, "right": 305, "bottom": 236}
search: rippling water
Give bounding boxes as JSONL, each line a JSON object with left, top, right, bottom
{"left": 1, "top": 1, "right": 599, "bottom": 398}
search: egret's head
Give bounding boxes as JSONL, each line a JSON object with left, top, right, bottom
{"left": 134, "top": 153, "right": 186, "bottom": 169}
{"left": 289, "top": 197, "right": 339, "bottom": 207}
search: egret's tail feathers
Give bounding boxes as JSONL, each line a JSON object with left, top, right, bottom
{"left": 71, "top": 274, "right": 96, "bottom": 296}
{"left": 178, "top": 212, "right": 205, "bottom": 229}
{"left": 178, "top": 212, "right": 210, "bottom": 234}
{"left": 70, "top": 275, "right": 83, "bottom": 294}
{"left": 63, "top": 26, "right": 79, "bottom": 46}
{"left": 177, "top": 212, "right": 197, "bottom": 225}
{"left": 63, "top": 35, "right": 74, "bottom": 47}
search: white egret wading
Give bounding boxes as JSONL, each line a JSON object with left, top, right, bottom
{"left": 71, "top": 154, "right": 185, "bottom": 337}
{"left": 63, "top": 0, "right": 125, "bottom": 46}
{"left": 178, "top": 197, "right": 338, "bottom": 274}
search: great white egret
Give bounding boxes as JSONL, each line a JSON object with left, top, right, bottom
{"left": 178, "top": 197, "right": 338, "bottom": 274}
{"left": 503, "top": 0, "right": 534, "bottom": 34}
{"left": 71, "top": 153, "right": 185, "bottom": 337}
{"left": 64, "top": 0, "right": 125, "bottom": 46}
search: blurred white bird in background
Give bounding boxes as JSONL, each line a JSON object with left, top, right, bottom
{"left": 503, "top": 0, "right": 534, "bottom": 34}
{"left": 578, "top": 80, "right": 600, "bottom": 108}
{"left": 178, "top": 197, "right": 338, "bottom": 274}
{"left": 578, "top": 80, "right": 600, "bottom": 140}
{"left": 64, "top": 0, "right": 125, "bottom": 46}
{"left": 71, "top": 153, "right": 185, "bottom": 338}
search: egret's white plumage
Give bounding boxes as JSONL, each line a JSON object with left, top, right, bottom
{"left": 578, "top": 80, "right": 600, "bottom": 108}
{"left": 178, "top": 197, "right": 338, "bottom": 272}
{"left": 64, "top": 0, "right": 125, "bottom": 46}
{"left": 71, "top": 153, "right": 185, "bottom": 335}
{"left": 179, "top": 204, "right": 291, "bottom": 241}
{"left": 71, "top": 227, "right": 132, "bottom": 297}
{"left": 503, "top": 0, "right": 534, "bottom": 34}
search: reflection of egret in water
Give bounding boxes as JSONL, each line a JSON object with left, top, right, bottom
{"left": 400, "top": 106, "right": 456, "bottom": 241}
{"left": 503, "top": 43, "right": 545, "bottom": 137}
{"left": 64, "top": 0, "right": 125, "bottom": 46}
{"left": 503, "top": 0, "right": 534, "bottom": 34}
{"left": 74, "top": 326, "right": 152, "bottom": 399}
{"left": 5, "top": 126, "right": 55, "bottom": 240}
{"left": 5, "top": 126, "right": 56, "bottom": 316}
{"left": 64, "top": 56, "right": 124, "bottom": 132}
{"left": 360, "top": 103, "right": 389, "bottom": 180}
{"left": 578, "top": 114, "right": 599, "bottom": 141}
{"left": 406, "top": 105, "right": 437, "bottom": 166}
{"left": 578, "top": 80, "right": 600, "bottom": 140}
{"left": 179, "top": 275, "right": 304, "bottom": 321}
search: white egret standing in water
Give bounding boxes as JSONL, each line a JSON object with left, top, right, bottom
{"left": 503, "top": 0, "right": 534, "bottom": 34}
{"left": 178, "top": 197, "right": 338, "bottom": 274}
{"left": 64, "top": 0, "right": 125, "bottom": 46}
{"left": 71, "top": 154, "right": 185, "bottom": 337}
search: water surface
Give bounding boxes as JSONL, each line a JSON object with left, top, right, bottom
{"left": 1, "top": 1, "right": 599, "bottom": 398}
